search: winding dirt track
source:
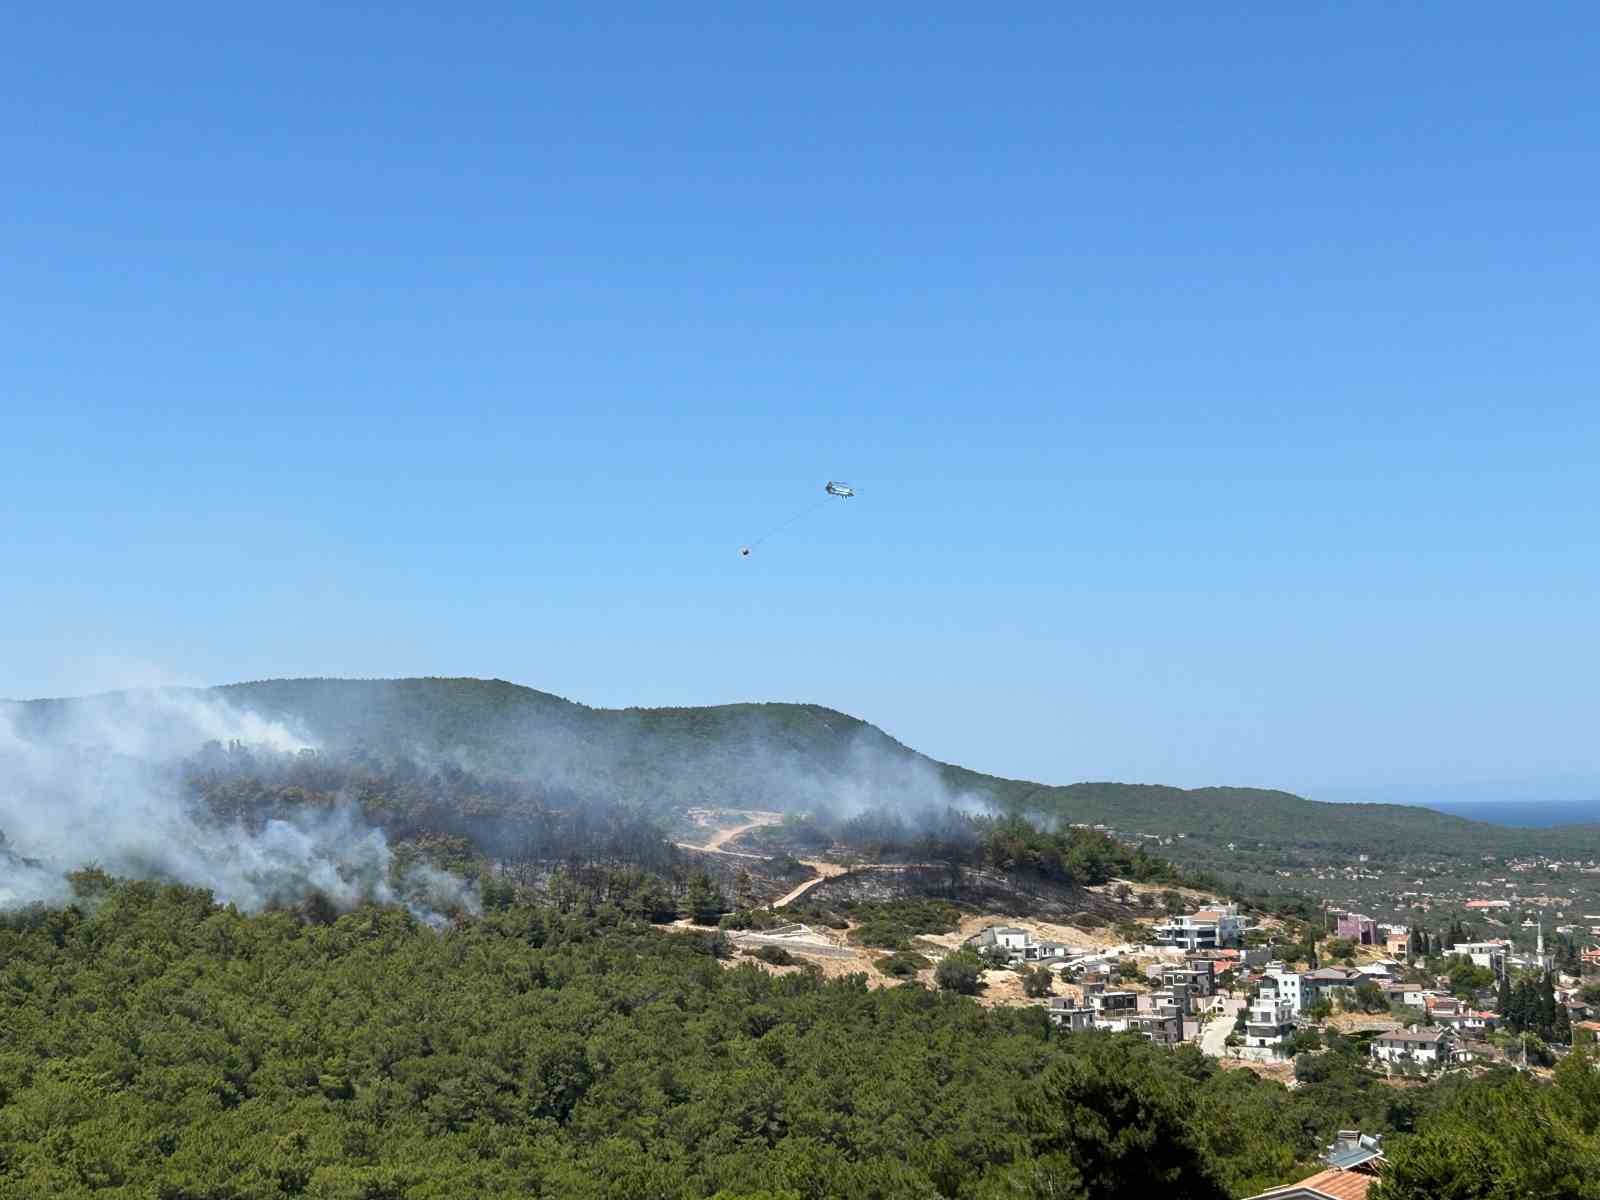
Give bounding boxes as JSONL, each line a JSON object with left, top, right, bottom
{"left": 773, "top": 862, "right": 847, "bottom": 907}
{"left": 672, "top": 813, "right": 783, "bottom": 860}
{"left": 773, "top": 861, "right": 948, "bottom": 908}
{"left": 704, "top": 818, "right": 776, "bottom": 851}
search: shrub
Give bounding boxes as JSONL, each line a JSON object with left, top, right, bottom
{"left": 1288, "top": 1029, "right": 1322, "bottom": 1055}
{"left": 749, "top": 945, "right": 796, "bottom": 967}
{"left": 978, "top": 945, "right": 1014, "bottom": 971}
{"left": 1022, "top": 967, "right": 1055, "bottom": 998}
{"left": 720, "top": 908, "right": 785, "bottom": 932}
{"left": 850, "top": 900, "right": 962, "bottom": 950}
{"left": 1115, "top": 920, "right": 1150, "bottom": 945}
{"left": 935, "top": 951, "right": 984, "bottom": 995}
{"left": 877, "top": 950, "right": 931, "bottom": 978}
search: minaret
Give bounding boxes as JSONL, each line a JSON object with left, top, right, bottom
{"left": 1537, "top": 915, "right": 1545, "bottom": 960}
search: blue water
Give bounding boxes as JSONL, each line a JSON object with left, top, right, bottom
{"left": 1429, "top": 800, "right": 1600, "bottom": 828}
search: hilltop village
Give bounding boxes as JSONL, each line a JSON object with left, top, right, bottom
{"left": 677, "top": 809, "right": 1600, "bottom": 1199}
{"left": 684, "top": 809, "right": 1599, "bottom": 1067}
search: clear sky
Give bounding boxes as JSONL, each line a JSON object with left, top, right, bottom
{"left": 5, "top": 6, "right": 1597, "bottom": 803}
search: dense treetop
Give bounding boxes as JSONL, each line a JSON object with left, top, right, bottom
{"left": 1, "top": 878, "right": 1446, "bottom": 1200}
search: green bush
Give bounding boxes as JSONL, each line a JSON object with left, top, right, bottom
{"left": 719, "top": 907, "right": 785, "bottom": 932}
{"left": 749, "top": 944, "right": 797, "bottom": 967}
{"left": 1288, "top": 1029, "right": 1322, "bottom": 1055}
{"left": 847, "top": 900, "right": 961, "bottom": 950}
{"left": 935, "top": 950, "right": 985, "bottom": 995}
{"left": 1022, "top": 966, "right": 1055, "bottom": 998}
{"left": 876, "top": 950, "right": 932, "bottom": 978}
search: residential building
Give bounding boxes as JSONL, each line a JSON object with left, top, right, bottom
{"left": 1302, "top": 967, "right": 1365, "bottom": 1006}
{"left": 1260, "top": 967, "right": 1312, "bottom": 1016}
{"left": 1333, "top": 912, "right": 1379, "bottom": 945}
{"left": 1046, "top": 996, "right": 1182, "bottom": 1045}
{"left": 1161, "top": 960, "right": 1216, "bottom": 1013}
{"left": 1089, "top": 989, "right": 1139, "bottom": 1017}
{"left": 1371, "top": 1027, "right": 1455, "bottom": 1068}
{"left": 1125, "top": 1010, "right": 1183, "bottom": 1045}
{"left": 1433, "top": 1011, "right": 1495, "bottom": 1040}
{"left": 1151, "top": 904, "right": 1247, "bottom": 950}
{"left": 1384, "top": 984, "right": 1424, "bottom": 1008}
{"left": 967, "top": 926, "right": 1069, "bottom": 964}
{"left": 1426, "top": 994, "right": 1464, "bottom": 1018}
{"left": 1453, "top": 941, "right": 1507, "bottom": 977}
{"left": 1384, "top": 930, "right": 1412, "bottom": 957}
{"left": 1244, "top": 1132, "right": 1385, "bottom": 1200}
{"left": 1244, "top": 994, "right": 1296, "bottom": 1055}
{"left": 1045, "top": 1001, "right": 1095, "bottom": 1032}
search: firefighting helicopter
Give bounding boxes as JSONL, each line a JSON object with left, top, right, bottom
{"left": 740, "top": 481, "right": 855, "bottom": 556}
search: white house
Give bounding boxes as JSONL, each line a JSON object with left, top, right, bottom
{"left": 1370, "top": 1026, "right": 1454, "bottom": 1068}
{"left": 968, "top": 925, "right": 1069, "bottom": 964}
{"left": 1152, "top": 904, "right": 1247, "bottom": 950}
{"left": 1244, "top": 994, "right": 1296, "bottom": 1055}
{"left": 1259, "top": 967, "right": 1312, "bottom": 1016}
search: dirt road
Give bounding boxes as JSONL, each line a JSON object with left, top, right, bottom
{"left": 772, "top": 861, "right": 953, "bottom": 908}
{"left": 773, "top": 861, "right": 848, "bottom": 907}
{"left": 1201, "top": 996, "right": 1244, "bottom": 1057}
{"left": 704, "top": 816, "right": 778, "bottom": 851}
{"left": 673, "top": 811, "right": 783, "bottom": 859}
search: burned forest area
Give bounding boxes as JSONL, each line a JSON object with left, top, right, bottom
{"left": 2, "top": 680, "right": 1597, "bottom": 1200}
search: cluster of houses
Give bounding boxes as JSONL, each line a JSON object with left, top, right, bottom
{"left": 964, "top": 922, "right": 1237, "bottom": 1047}
{"left": 1045, "top": 960, "right": 1216, "bottom": 1046}
{"left": 1235, "top": 915, "right": 1600, "bottom": 1071}
{"left": 964, "top": 905, "right": 1600, "bottom": 1072}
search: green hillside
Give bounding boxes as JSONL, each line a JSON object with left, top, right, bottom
{"left": 12, "top": 676, "right": 1599, "bottom": 868}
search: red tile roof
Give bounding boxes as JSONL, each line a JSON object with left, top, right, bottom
{"left": 1253, "top": 1167, "right": 1376, "bottom": 1200}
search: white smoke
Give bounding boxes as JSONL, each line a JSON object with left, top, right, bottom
{"left": 0, "top": 689, "right": 479, "bottom": 922}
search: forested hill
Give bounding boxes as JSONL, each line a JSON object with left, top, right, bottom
{"left": 11, "top": 676, "right": 1599, "bottom": 864}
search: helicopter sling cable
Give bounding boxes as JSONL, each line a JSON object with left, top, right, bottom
{"left": 740, "top": 481, "right": 855, "bottom": 556}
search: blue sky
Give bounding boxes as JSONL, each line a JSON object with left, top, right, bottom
{"left": 4, "top": 6, "right": 1597, "bottom": 802}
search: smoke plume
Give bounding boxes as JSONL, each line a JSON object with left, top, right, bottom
{"left": 0, "top": 689, "right": 479, "bottom": 921}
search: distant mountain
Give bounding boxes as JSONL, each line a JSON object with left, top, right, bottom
{"left": 11, "top": 676, "right": 1600, "bottom": 868}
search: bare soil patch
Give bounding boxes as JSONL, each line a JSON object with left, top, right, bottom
{"left": 1327, "top": 1013, "right": 1403, "bottom": 1034}
{"left": 1219, "top": 1059, "right": 1296, "bottom": 1084}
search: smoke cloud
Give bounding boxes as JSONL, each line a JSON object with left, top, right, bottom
{"left": 0, "top": 689, "right": 479, "bottom": 922}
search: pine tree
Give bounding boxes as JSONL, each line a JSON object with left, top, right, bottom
{"left": 1497, "top": 974, "right": 1512, "bottom": 1019}
{"left": 685, "top": 871, "right": 727, "bottom": 925}
{"left": 1509, "top": 978, "right": 1538, "bottom": 1034}
{"left": 1539, "top": 972, "right": 1559, "bottom": 1041}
